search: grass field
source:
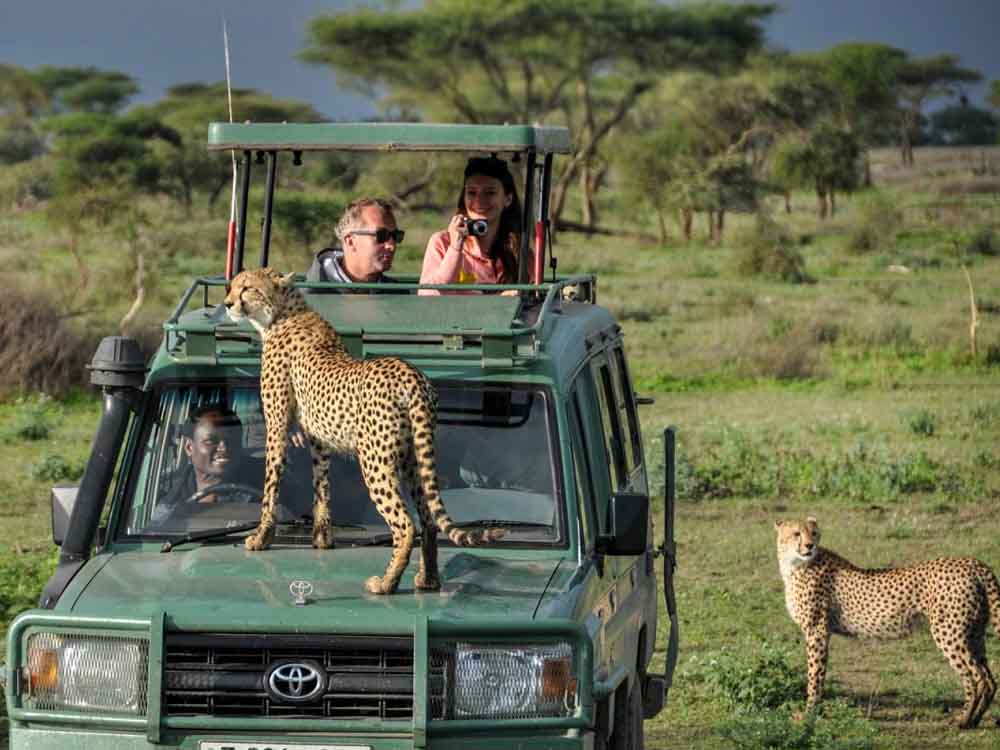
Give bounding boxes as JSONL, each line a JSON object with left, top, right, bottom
{"left": 1, "top": 145, "right": 999, "bottom": 747}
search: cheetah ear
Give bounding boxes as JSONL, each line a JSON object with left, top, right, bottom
{"left": 773, "top": 520, "right": 782, "bottom": 531}
{"left": 279, "top": 271, "right": 296, "bottom": 288}
{"left": 806, "top": 516, "right": 818, "bottom": 531}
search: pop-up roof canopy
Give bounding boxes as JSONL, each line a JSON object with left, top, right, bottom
{"left": 207, "top": 121, "right": 571, "bottom": 282}
{"left": 207, "top": 122, "right": 572, "bottom": 154}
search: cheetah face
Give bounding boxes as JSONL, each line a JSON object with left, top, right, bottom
{"left": 224, "top": 268, "right": 294, "bottom": 334}
{"left": 774, "top": 517, "right": 820, "bottom": 568}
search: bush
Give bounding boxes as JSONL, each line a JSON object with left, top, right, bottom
{"left": 846, "top": 191, "right": 903, "bottom": 255}
{"left": 0, "top": 278, "right": 96, "bottom": 397}
{"left": 719, "top": 700, "right": 877, "bottom": 750}
{"left": 30, "top": 453, "right": 86, "bottom": 482}
{"left": 963, "top": 226, "right": 999, "bottom": 257}
{"left": 0, "top": 550, "right": 57, "bottom": 627}
{"left": 706, "top": 642, "right": 805, "bottom": 712}
{"left": 0, "top": 156, "right": 54, "bottom": 209}
{"left": 750, "top": 324, "right": 824, "bottom": 381}
{"left": 902, "top": 408, "right": 937, "bottom": 437}
{"left": 4, "top": 395, "right": 55, "bottom": 441}
{"left": 678, "top": 429, "right": 978, "bottom": 503}
{"left": 735, "top": 213, "right": 812, "bottom": 284}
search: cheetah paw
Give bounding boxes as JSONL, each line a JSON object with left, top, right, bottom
{"left": 312, "top": 524, "right": 334, "bottom": 549}
{"left": 364, "top": 576, "right": 391, "bottom": 595}
{"left": 414, "top": 572, "right": 441, "bottom": 591}
{"left": 244, "top": 528, "right": 273, "bottom": 551}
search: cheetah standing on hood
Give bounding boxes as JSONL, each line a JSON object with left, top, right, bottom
{"left": 224, "top": 267, "right": 504, "bottom": 595}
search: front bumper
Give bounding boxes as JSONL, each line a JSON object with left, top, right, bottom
{"left": 9, "top": 726, "right": 594, "bottom": 750}
{"left": 6, "top": 612, "right": 595, "bottom": 750}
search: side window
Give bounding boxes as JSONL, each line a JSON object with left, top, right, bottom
{"left": 569, "top": 399, "right": 595, "bottom": 549}
{"left": 612, "top": 347, "right": 643, "bottom": 473}
{"left": 593, "top": 358, "right": 627, "bottom": 491}
{"left": 571, "top": 381, "right": 608, "bottom": 537}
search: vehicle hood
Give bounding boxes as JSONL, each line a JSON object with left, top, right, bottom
{"left": 64, "top": 545, "right": 567, "bottom": 629}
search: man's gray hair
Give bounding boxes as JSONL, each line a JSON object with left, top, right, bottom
{"left": 334, "top": 197, "right": 395, "bottom": 241}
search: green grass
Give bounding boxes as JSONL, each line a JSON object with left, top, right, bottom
{"left": 1, "top": 145, "right": 999, "bottom": 748}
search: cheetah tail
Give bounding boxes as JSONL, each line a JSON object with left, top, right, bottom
{"left": 408, "top": 391, "right": 506, "bottom": 547}
{"left": 984, "top": 563, "right": 1000, "bottom": 640}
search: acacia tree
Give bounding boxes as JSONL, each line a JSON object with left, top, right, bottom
{"left": 770, "top": 122, "right": 862, "bottom": 220}
{"left": 301, "top": 0, "right": 772, "bottom": 226}
{"left": 619, "top": 61, "right": 830, "bottom": 243}
{"left": 803, "top": 43, "right": 905, "bottom": 186}
{"left": 145, "top": 83, "right": 322, "bottom": 211}
{"left": 42, "top": 110, "right": 180, "bottom": 309}
{"left": 893, "top": 54, "right": 981, "bottom": 166}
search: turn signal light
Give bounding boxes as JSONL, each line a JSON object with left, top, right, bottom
{"left": 27, "top": 648, "right": 59, "bottom": 693}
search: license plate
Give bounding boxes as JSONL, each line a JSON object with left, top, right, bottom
{"left": 199, "top": 743, "right": 370, "bottom": 750}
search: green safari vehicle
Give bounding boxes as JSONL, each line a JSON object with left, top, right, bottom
{"left": 4, "top": 123, "right": 679, "bottom": 749}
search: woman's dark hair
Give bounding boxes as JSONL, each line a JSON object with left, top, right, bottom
{"left": 457, "top": 157, "right": 523, "bottom": 284}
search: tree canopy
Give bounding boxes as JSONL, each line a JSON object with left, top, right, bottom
{"left": 301, "top": 0, "right": 774, "bottom": 223}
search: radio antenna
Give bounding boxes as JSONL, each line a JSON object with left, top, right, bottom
{"left": 223, "top": 14, "right": 237, "bottom": 280}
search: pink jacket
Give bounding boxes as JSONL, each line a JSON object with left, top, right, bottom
{"left": 418, "top": 231, "right": 504, "bottom": 295}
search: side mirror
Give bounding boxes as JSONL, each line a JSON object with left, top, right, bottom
{"left": 51, "top": 484, "right": 80, "bottom": 546}
{"left": 597, "top": 492, "right": 649, "bottom": 556}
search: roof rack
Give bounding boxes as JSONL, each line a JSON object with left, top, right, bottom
{"left": 162, "top": 275, "right": 597, "bottom": 369}
{"left": 207, "top": 122, "right": 572, "bottom": 154}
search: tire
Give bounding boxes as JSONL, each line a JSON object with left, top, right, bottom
{"left": 610, "top": 680, "right": 645, "bottom": 750}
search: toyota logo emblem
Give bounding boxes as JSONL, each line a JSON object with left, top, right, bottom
{"left": 267, "top": 661, "right": 325, "bottom": 703}
{"left": 289, "top": 580, "right": 314, "bottom": 605}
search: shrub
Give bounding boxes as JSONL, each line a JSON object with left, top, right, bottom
{"left": 963, "top": 225, "right": 998, "bottom": 257}
{"left": 0, "top": 278, "right": 96, "bottom": 397}
{"left": 29, "top": 454, "right": 85, "bottom": 482}
{"left": 902, "top": 408, "right": 937, "bottom": 437}
{"left": 4, "top": 395, "right": 54, "bottom": 441}
{"left": 0, "top": 549, "right": 58, "bottom": 631}
{"left": 735, "top": 213, "right": 811, "bottom": 284}
{"left": 678, "top": 429, "right": 978, "bottom": 504}
{"left": 750, "top": 324, "right": 824, "bottom": 381}
{"left": 719, "top": 700, "right": 877, "bottom": 750}
{"left": 706, "top": 642, "right": 805, "bottom": 713}
{"left": 846, "top": 191, "right": 903, "bottom": 255}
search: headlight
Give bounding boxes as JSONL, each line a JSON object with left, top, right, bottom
{"left": 445, "top": 642, "right": 577, "bottom": 719}
{"left": 21, "top": 632, "right": 149, "bottom": 715}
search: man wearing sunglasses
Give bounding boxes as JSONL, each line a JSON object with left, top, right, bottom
{"left": 306, "top": 197, "right": 405, "bottom": 291}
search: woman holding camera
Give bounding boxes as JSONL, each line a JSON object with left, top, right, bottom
{"left": 418, "top": 156, "right": 524, "bottom": 295}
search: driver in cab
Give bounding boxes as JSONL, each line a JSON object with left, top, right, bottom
{"left": 153, "top": 405, "right": 259, "bottom": 521}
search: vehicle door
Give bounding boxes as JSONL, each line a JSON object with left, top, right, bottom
{"left": 570, "top": 341, "right": 649, "bottom": 681}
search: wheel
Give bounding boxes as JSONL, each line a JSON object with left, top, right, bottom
{"left": 610, "top": 679, "right": 644, "bottom": 750}
{"left": 184, "top": 482, "right": 262, "bottom": 504}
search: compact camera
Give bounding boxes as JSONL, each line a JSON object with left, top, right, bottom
{"left": 463, "top": 217, "right": 488, "bottom": 237}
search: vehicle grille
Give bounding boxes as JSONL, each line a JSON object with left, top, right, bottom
{"left": 163, "top": 633, "right": 443, "bottom": 720}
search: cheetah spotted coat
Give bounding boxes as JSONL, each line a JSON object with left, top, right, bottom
{"left": 224, "top": 268, "right": 503, "bottom": 594}
{"left": 774, "top": 518, "right": 1000, "bottom": 729}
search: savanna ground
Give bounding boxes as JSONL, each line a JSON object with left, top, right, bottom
{"left": 1, "top": 146, "right": 999, "bottom": 748}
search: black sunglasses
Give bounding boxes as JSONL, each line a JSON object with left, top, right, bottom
{"left": 350, "top": 227, "right": 405, "bottom": 244}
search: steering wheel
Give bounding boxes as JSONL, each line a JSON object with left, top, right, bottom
{"left": 184, "top": 483, "right": 263, "bottom": 505}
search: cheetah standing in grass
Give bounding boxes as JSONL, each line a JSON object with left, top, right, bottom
{"left": 224, "top": 267, "right": 503, "bottom": 594}
{"left": 774, "top": 517, "right": 999, "bottom": 729}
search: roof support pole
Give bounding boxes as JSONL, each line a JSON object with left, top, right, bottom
{"left": 260, "top": 150, "right": 277, "bottom": 268}
{"left": 234, "top": 150, "right": 252, "bottom": 275}
{"left": 519, "top": 151, "right": 537, "bottom": 284}
{"left": 535, "top": 153, "right": 554, "bottom": 283}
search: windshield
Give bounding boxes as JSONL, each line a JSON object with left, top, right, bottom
{"left": 118, "top": 381, "right": 562, "bottom": 546}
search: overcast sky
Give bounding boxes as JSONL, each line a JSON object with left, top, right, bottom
{"left": 2, "top": 1, "right": 997, "bottom": 120}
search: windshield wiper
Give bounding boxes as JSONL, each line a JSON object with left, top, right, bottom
{"left": 161, "top": 522, "right": 259, "bottom": 552}
{"left": 160, "top": 518, "right": 369, "bottom": 552}
{"left": 450, "top": 520, "right": 552, "bottom": 531}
